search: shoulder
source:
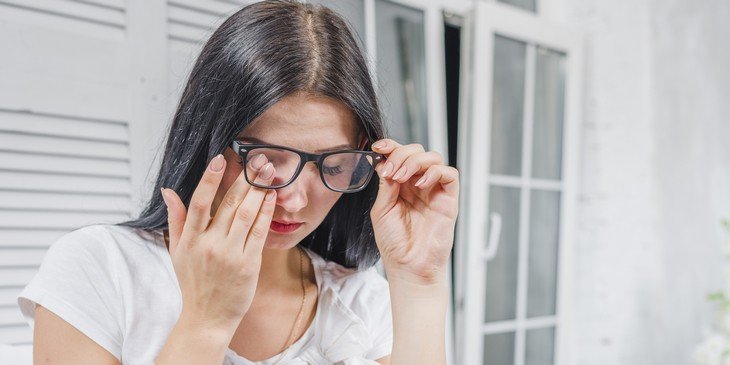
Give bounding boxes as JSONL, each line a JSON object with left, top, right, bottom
{"left": 42, "top": 224, "right": 111, "bottom": 262}
{"left": 39, "top": 224, "right": 165, "bottom": 274}
{"left": 52, "top": 223, "right": 162, "bottom": 254}
{"left": 17, "top": 225, "right": 139, "bottom": 360}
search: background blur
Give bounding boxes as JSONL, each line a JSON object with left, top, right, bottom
{"left": 1, "top": 0, "right": 729, "bottom": 364}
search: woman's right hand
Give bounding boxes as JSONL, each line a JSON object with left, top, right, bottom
{"left": 160, "top": 152, "right": 277, "bottom": 334}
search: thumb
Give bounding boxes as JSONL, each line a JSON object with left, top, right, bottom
{"left": 371, "top": 165, "right": 400, "bottom": 219}
{"left": 160, "top": 187, "right": 186, "bottom": 254}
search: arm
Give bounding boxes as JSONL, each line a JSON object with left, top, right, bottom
{"left": 33, "top": 305, "right": 119, "bottom": 365}
{"left": 33, "top": 304, "right": 236, "bottom": 365}
{"left": 366, "top": 137, "right": 459, "bottom": 365}
{"left": 155, "top": 311, "right": 236, "bottom": 365}
{"left": 383, "top": 270, "right": 448, "bottom": 365}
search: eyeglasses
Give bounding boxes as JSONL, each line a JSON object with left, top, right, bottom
{"left": 230, "top": 140, "right": 385, "bottom": 193}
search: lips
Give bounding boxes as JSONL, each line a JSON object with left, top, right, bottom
{"left": 270, "top": 220, "right": 303, "bottom": 233}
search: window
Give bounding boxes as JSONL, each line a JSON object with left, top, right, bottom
{"left": 456, "top": 2, "right": 583, "bottom": 364}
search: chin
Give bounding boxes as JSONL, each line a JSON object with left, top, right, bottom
{"left": 263, "top": 236, "right": 302, "bottom": 250}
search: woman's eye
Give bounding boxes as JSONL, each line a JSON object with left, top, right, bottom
{"left": 323, "top": 165, "right": 343, "bottom": 176}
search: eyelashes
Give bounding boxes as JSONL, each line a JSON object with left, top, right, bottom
{"left": 323, "top": 165, "right": 343, "bottom": 175}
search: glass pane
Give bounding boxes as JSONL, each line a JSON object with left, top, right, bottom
{"left": 525, "top": 327, "right": 555, "bottom": 365}
{"left": 490, "top": 35, "right": 526, "bottom": 176}
{"left": 527, "top": 190, "right": 561, "bottom": 317}
{"left": 321, "top": 152, "right": 375, "bottom": 191}
{"left": 375, "top": 0, "right": 429, "bottom": 148}
{"left": 245, "top": 147, "right": 301, "bottom": 187}
{"left": 497, "top": 0, "right": 537, "bottom": 12}
{"left": 309, "top": 0, "right": 366, "bottom": 54}
{"left": 485, "top": 186, "right": 520, "bottom": 322}
{"left": 483, "top": 332, "right": 515, "bottom": 365}
{"left": 532, "top": 47, "right": 566, "bottom": 180}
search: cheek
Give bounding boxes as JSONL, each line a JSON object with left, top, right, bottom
{"left": 220, "top": 172, "right": 238, "bottom": 191}
{"left": 221, "top": 162, "right": 243, "bottom": 190}
{"left": 214, "top": 166, "right": 243, "bottom": 206}
{"left": 308, "top": 189, "right": 343, "bottom": 218}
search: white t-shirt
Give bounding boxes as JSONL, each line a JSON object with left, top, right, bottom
{"left": 17, "top": 224, "right": 393, "bottom": 365}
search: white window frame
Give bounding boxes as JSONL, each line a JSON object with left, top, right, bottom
{"left": 454, "top": 1, "right": 583, "bottom": 365}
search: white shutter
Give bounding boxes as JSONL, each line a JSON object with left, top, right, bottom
{"left": 166, "top": 1, "right": 251, "bottom": 116}
{"left": 0, "top": 0, "right": 132, "bottom": 345}
{"left": 0, "top": 0, "right": 257, "bottom": 347}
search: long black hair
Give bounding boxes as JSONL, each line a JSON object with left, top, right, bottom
{"left": 116, "top": 0, "right": 387, "bottom": 270}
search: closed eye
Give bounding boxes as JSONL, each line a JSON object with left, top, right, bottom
{"left": 322, "top": 165, "right": 343, "bottom": 175}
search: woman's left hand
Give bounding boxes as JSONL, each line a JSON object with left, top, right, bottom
{"left": 369, "top": 138, "right": 460, "bottom": 286}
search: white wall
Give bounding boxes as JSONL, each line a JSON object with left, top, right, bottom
{"left": 547, "top": 0, "right": 730, "bottom": 363}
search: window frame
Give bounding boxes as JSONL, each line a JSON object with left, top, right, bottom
{"left": 454, "top": 2, "right": 584, "bottom": 365}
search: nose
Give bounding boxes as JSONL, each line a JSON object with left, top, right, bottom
{"left": 274, "top": 163, "right": 315, "bottom": 213}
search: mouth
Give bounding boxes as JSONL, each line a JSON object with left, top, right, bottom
{"left": 270, "top": 220, "right": 303, "bottom": 233}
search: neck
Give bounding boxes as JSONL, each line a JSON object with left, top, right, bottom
{"left": 257, "top": 245, "right": 308, "bottom": 295}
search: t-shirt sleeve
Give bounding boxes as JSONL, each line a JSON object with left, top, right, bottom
{"left": 362, "top": 268, "right": 393, "bottom": 360}
{"left": 16, "top": 225, "right": 124, "bottom": 361}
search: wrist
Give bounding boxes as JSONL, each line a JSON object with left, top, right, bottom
{"left": 385, "top": 263, "right": 447, "bottom": 287}
{"left": 177, "top": 310, "right": 238, "bottom": 342}
{"left": 385, "top": 270, "right": 448, "bottom": 303}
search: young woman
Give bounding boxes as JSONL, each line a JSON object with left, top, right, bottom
{"left": 17, "top": 1, "right": 459, "bottom": 364}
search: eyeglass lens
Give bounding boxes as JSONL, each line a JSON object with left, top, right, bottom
{"left": 245, "top": 147, "right": 376, "bottom": 191}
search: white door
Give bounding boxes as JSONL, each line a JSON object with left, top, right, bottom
{"left": 454, "top": 2, "right": 583, "bottom": 364}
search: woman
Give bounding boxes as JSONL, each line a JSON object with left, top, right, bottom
{"left": 17, "top": 1, "right": 459, "bottom": 364}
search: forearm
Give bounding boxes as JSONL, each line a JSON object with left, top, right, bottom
{"left": 155, "top": 312, "right": 235, "bottom": 364}
{"left": 385, "top": 269, "right": 449, "bottom": 365}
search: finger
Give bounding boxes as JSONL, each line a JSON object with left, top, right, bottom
{"left": 371, "top": 164, "right": 401, "bottom": 223}
{"left": 370, "top": 138, "right": 401, "bottom": 155}
{"left": 160, "top": 187, "right": 186, "bottom": 254}
{"left": 227, "top": 162, "right": 276, "bottom": 247}
{"left": 181, "top": 154, "right": 227, "bottom": 240}
{"left": 242, "top": 188, "right": 277, "bottom": 262}
{"left": 375, "top": 143, "right": 425, "bottom": 179}
{"left": 208, "top": 153, "right": 269, "bottom": 234}
{"left": 390, "top": 151, "right": 444, "bottom": 184}
{"left": 370, "top": 138, "right": 398, "bottom": 175}
{"left": 415, "top": 165, "right": 460, "bottom": 196}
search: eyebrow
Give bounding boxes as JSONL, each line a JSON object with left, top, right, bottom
{"left": 238, "top": 137, "right": 354, "bottom": 153}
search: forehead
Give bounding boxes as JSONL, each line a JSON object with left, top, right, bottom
{"left": 239, "top": 92, "right": 361, "bottom": 150}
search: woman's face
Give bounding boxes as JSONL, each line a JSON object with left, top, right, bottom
{"left": 213, "top": 92, "right": 367, "bottom": 249}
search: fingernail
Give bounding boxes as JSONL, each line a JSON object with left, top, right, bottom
{"left": 415, "top": 175, "right": 427, "bottom": 187}
{"left": 372, "top": 141, "right": 386, "bottom": 149}
{"left": 250, "top": 154, "right": 266, "bottom": 170}
{"left": 392, "top": 166, "right": 406, "bottom": 180}
{"left": 210, "top": 154, "right": 225, "bottom": 172}
{"left": 265, "top": 190, "right": 276, "bottom": 201}
{"left": 160, "top": 187, "right": 171, "bottom": 206}
{"left": 260, "top": 163, "right": 274, "bottom": 179}
{"left": 382, "top": 161, "right": 393, "bottom": 177}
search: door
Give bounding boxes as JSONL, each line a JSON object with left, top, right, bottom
{"left": 454, "top": 2, "right": 583, "bottom": 364}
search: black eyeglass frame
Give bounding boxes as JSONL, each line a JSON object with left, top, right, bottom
{"left": 230, "top": 140, "right": 386, "bottom": 193}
